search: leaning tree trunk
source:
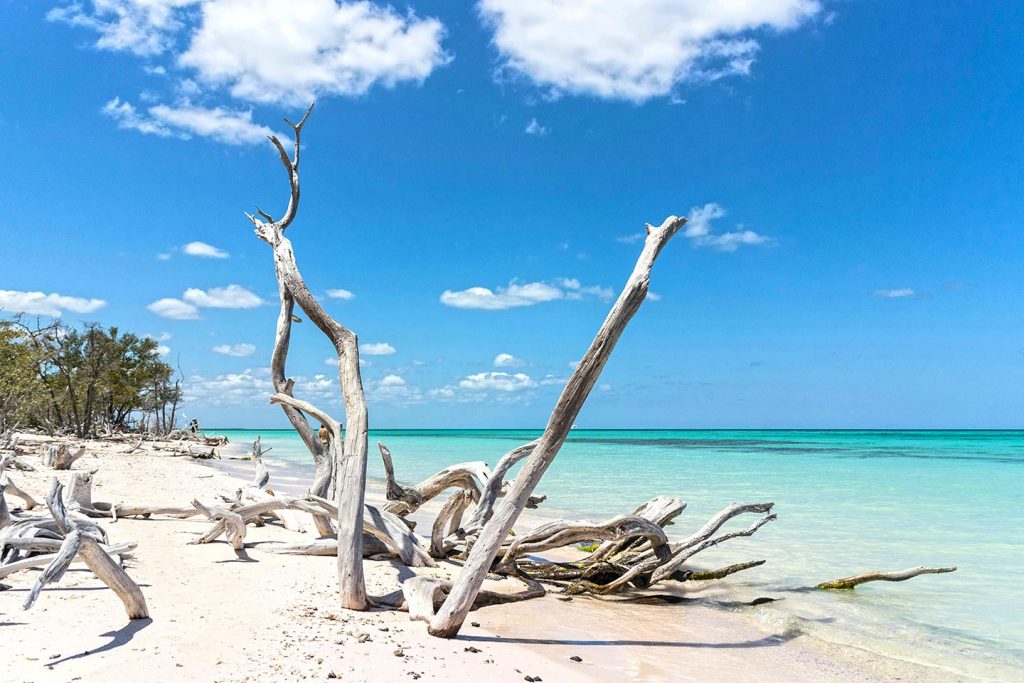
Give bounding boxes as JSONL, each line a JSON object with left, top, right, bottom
{"left": 427, "top": 215, "right": 685, "bottom": 637}
{"left": 247, "top": 103, "right": 370, "bottom": 611}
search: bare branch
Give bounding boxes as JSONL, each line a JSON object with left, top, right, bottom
{"left": 428, "top": 215, "right": 685, "bottom": 637}
{"left": 817, "top": 566, "right": 957, "bottom": 590}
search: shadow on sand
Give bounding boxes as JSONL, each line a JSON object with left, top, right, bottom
{"left": 48, "top": 618, "right": 153, "bottom": 666}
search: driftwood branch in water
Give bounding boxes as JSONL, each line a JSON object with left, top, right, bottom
{"left": 816, "top": 566, "right": 957, "bottom": 590}
{"left": 428, "top": 215, "right": 686, "bottom": 638}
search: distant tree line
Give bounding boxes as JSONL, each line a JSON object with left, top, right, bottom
{"left": 0, "top": 317, "right": 182, "bottom": 437}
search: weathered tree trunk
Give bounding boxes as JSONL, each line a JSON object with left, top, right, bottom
{"left": 248, "top": 103, "right": 370, "bottom": 610}
{"left": 427, "top": 215, "right": 685, "bottom": 637}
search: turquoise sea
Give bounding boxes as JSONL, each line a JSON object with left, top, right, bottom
{"left": 215, "top": 428, "right": 1023, "bottom": 679}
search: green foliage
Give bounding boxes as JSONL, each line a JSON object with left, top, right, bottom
{"left": 577, "top": 542, "right": 600, "bottom": 553}
{"left": 0, "top": 318, "right": 182, "bottom": 436}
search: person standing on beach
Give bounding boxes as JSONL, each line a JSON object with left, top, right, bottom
{"left": 318, "top": 424, "right": 330, "bottom": 448}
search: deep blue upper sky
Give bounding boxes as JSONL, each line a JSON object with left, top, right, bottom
{"left": 1, "top": 1, "right": 1021, "bottom": 428}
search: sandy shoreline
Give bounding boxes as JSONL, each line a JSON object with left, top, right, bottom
{"left": 1, "top": 434, "right": 966, "bottom": 682}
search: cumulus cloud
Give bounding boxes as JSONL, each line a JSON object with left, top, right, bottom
{"left": 361, "top": 342, "right": 396, "bottom": 356}
{"left": 156, "top": 344, "right": 171, "bottom": 356}
{"left": 48, "top": 0, "right": 199, "bottom": 56}
{"left": 494, "top": 353, "right": 524, "bottom": 368}
{"left": 326, "top": 288, "right": 356, "bottom": 301}
{"left": 459, "top": 372, "right": 536, "bottom": 392}
{"left": 524, "top": 118, "right": 549, "bottom": 136}
{"left": 185, "top": 367, "right": 273, "bottom": 405}
{"left": 441, "top": 282, "right": 562, "bottom": 310}
{"left": 182, "top": 284, "right": 263, "bottom": 308}
{"left": 440, "top": 278, "right": 612, "bottom": 311}
{"left": 557, "top": 278, "right": 614, "bottom": 303}
{"left": 183, "top": 241, "right": 229, "bottom": 258}
{"left": 147, "top": 297, "right": 200, "bottom": 319}
{"left": 0, "top": 290, "right": 107, "bottom": 317}
{"left": 102, "top": 97, "right": 280, "bottom": 145}
{"left": 478, "top": 0, "right": 820, "bottom": 101}
{"left": 367, "top": 373, "right": 423, "bottom": 405}
{"left": 873, "top": 288, "right": 917, "bottom": 299}
{"left": 212, "top": 342, "right": 256, "bottom": 357}
{"left": 180, "top": 0, "right": 450, "bottom": 105}
{"left": 54, "top": 1, "right": 450, "bottom": 107}
{"left": 684, "top": 203, "right": 772, "bottom": 252}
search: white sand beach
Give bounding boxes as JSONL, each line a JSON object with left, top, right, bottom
{"left": 0, "top": 434, "right": 960, "bottom": 683}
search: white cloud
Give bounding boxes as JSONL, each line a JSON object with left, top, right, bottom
{"left": 147, "top": 297, "right": 200, "bottom": 319}
{"left": 616, "top": 233, "right": 645, "bottom": 245}
{"left": 326, "top": 288, "right": 356, "bottom": 301}
{"left": 102, "top": 97, "right": 280, "bottom": 145}
{"left": 684, "top": 203, "right": 772, "bottom": 251}
{"left": 156, "top": 344, "right": 171, "bottom": 356}
{"left": 494, "top": 353, "right": 524, "bottom": 368}
{"left": 212, "top": 342, "right": 256, "bottom": 357}
{"left": 647, "top": 291, "right": 662, "bottom": 301}
{"left": 599, "top": 383, "right": 611, "bottom": 391}
{"left": 185, "top": 367, "right": 273, "bottom": 405}
{"left": 459, "top": 371, "right": 536, "bottom": 392}
{"left": 0, "top": 290, "right": 107, "bottom": 317}
{"left": 524, "top": 118, "right": 549, "bottom": 136}
{"left": 441, "top": 282, "right": 561, "bottom": 310}
{"left": 361, "top": 342, "right": 396, "bottom": 356}
{"left": 146, "top": 331, "right": 173, "bottom": 341}
{"left": 873, "top": 288, "right": 917, "bottom": 299}
{"left": 179, "top": 0, "right": 450, "bottom": 106}
{"left": 183, "top": 241, "right": 229, "bottom": 258}
{"left": 182, "top": 284, "right": 263, "bottom": 308}
{"left": 441, "top": 278, "right": 616, "bottom": 311}
{"left": 478, "top": 0, "right": 820, "bottom": 101}
{"left": 558, "top": 278, "right": 615, "bottom": 303}
{"left": 48, "top": 0, "right": 199, "bottom": 57}
{"left": 368, "top": 373, "right": 422, "bottom": 405}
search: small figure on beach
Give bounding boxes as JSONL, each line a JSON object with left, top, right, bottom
{"left": 318, "top": 424, "right": 330, "bottom": 447}
{"left": 190, "top": 419, "right": 199, "bottom": 434}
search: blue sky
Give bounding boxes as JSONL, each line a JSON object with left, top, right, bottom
{"left": 1, "top": 1, "right": 1021, "bottom": 428}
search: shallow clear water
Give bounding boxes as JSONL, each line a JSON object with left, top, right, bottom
{"left": 216, "top": 428, "right": 1024, "bottom": 678}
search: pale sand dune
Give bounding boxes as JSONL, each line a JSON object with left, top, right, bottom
{"left": 1, "top": 435, "right": 955, "bottom": 682}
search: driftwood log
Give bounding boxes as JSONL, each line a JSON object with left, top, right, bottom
{"left": 248, "top": 102, "right": 371, "bottom": 610}
{"left": 426, "top": 215, "right": 686, "bottom": 637}
{"left": 21, "top": 479, "right": 148, "bottom": 619}
{"left": 43, "top": 443, "right": 86, "bottom": 470}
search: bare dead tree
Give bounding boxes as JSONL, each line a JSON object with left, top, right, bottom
{"left": 425, "top": 215, "right": 686, "bottom": 637}
{"left": 246, "top": 103, "right": 371, "bottom": 610}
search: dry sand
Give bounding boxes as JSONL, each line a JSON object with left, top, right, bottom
{"left": 1, "top": 434, "right": 957, "bottom": 682}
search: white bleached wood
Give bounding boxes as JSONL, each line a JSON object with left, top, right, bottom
{"left": 428, "top": 215, "right": 685, "bottom": 638}
{"left": 0, "top": 541, "right": 136, "bottom": 580}
{"left": 817, "top": 566, "right": 957, "bottom": 590}
{"left": 497, "top": 514, "right": 670, "bottom": 574}
{"left": 22, "top": 479, "right": 148, "bottom": 619}
{"left": 248, "top": 102, "right": 370, "bottom": 610}
{"left": 462, "top": 441, "right": 538, "bottom": 533}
